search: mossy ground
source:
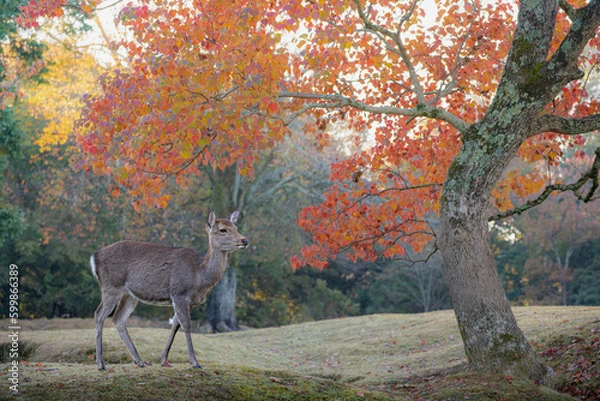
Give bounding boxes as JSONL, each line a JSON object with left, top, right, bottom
{"left": 1, "top": 306, "right": 598, "bottom": 400}
{"left": 2, "top": 362, "right": 395, "bottom": 401}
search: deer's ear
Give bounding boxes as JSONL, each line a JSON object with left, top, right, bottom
{"left": 206, "top": 211, "right": 216, "bottom": 228}
{"left": 229, "top": 210, "right": 240, "bottom": 224}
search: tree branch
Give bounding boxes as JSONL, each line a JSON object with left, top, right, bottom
{"left": 534, "top": 113, "right": 600, "bottom": 136}
{"left": 279, "top": 91, "right": 470, "bottom": 133}
{"left": 352, "top": 0, "right": 426, "bottom": 104}
{"left": 489, "top": 147, "right": 600, "bottom": 221}
{"left": 545, "top": 0, "right": 600, "bottom": 85}
{"left": 246, "top": 175, "right": 297, "bottom": 209}
{"left": 92, "top": 14, "right": 125, "bottom": 67}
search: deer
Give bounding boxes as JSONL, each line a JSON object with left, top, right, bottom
{"left": 90, "top": 210, "right": 248, "bottom": 370}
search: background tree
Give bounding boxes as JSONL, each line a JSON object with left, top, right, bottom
{"left": 1, "top": 34, "right": 117, "bottom": 318}
{"left": 1, "top": 0, "right": 51, "bottom": 312}
{"left": 206, "top": 126, "right": 337, "bottom": 332}
{"left": 519, "top": 155, "right": 600, "bottom": 306}
{"left": 0, "top": 0, "right": 45, "bottom": 248}
{"left": 568, "top": 237, "right": 600, "bottom": 305}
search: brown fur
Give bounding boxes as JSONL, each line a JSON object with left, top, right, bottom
{"left": 91, "top": 211, "right": 247, "bottom": 370}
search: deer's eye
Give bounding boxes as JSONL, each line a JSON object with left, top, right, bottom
{"left": 220, "top": 228, "right": 228, "bottom": 233}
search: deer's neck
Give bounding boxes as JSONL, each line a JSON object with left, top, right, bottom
{"left": 202, "top": 249, "right": 229, "bottom": 284}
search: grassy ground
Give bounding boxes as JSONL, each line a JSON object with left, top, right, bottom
{"left": 1, "top": 306, "right": 598, "bottom": 400}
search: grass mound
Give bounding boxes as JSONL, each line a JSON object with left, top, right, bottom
{"left": 402, "top": 371, "right": 574, "bottom": 401}
{"left": 4, "top": 362, "right": 394, "bottom": 401}
{"left": 1, "top": 306, "right": 598, "bottom": 400}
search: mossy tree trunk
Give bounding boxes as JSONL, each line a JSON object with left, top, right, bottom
{"left": 438, "top": 0, "right": 600, "bottom": 383}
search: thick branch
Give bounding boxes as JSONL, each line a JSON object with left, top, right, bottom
{"left": 545, "top": 0, "right": 600, "bottom": 84}
{"left": 489, "top": 147, "right": 600, "bottom": 221}
{"left": 279, "top": 91, "right": 470, "bottom": 133}
{"left": 534, "top": 113, "right": 600, "bottom": 136}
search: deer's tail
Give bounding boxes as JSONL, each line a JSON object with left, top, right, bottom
{"left": 90, "top": 253, "right": 99, "bottom": 281}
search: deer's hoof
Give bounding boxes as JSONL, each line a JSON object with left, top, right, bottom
{"left": 98, "top": 366, "right": 106, "bottom": 371}
{"left": 192, "top": 364, "right": 203, "bottom": 369}
{"left": 161, "top": 362, "right": 172, "bottom": 368}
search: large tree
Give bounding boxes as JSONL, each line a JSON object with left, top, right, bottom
{"left": 292, "top": 0, "right": 600, "bottom": 382}
{"left": 22, "top": 0, "right": 600, "bottom": 383}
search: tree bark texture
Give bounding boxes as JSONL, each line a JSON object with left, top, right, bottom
{"left": 438, "top": 0, "right": 600, "bottom": 382}
{"left": 207, "top": 264, "right": 240, "bottom": 332}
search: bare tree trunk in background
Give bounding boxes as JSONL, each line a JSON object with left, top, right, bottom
{"left": 207, "top": 262, "right": 239, "bottom": 332}
{"left": 206, "top": 166, "right": 241, "bottom": 332}
{"left": 203, "top": 144, "right": 314, "bottom": 332}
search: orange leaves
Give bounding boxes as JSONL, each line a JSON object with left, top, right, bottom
{"left": 267, "top": 100, "right": 279, "bottom": 114}
{"left": 293, "top": 117, "right": 462, "bottom": 269}
{"left": 76, "top": 0, "right": 292, "bottom": 208}
{"left": 492, "top": 168, "right": 546, "bottom": 213}
{"left": 16, "top": 0, "right": 67, "bottom": 28}
{"left": 63, "top": 0, "right": 600, "bottom": 271}
{"left": 293, "top": 177, "right": 438, "bottom": 269}
{"left": 294, "top": 127, "right": 454, "bottom": 269}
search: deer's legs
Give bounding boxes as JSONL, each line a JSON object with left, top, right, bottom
{"left": 173, "top": 298, "right": 201, "bottom": 368}
{"left": 160, "top": 314, "right": 181, "bottom": 367}
{"left": 112, "top": 294, "right": 144, "bottom": 367}
{"left": 94, "top": 295, "right": 121, "bottom": 371}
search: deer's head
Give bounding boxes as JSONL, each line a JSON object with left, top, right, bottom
{"left": 205, "top": 210, "right": 248, "bottom": 252}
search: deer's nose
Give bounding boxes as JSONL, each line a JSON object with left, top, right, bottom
{"left": 241, "top": 238, "right": 249, "bottom": 247}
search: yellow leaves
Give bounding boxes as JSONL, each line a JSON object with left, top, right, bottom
{"left": 158, "top": 195, "right": 171, "bottom": 209}
{"left": 341, "top": 40, "right": 353, "bottom": 50}
{"left": 23, "top": 43, "right": 104, "bottom": 152}
{"left": 80, "top": 3, "right": 94, "bottom": 16}
{"left": 180, "top": 142, "right": 193, "bottom": 159}
{"left": 492, "top": 187, "right": 513, "bottom": 212}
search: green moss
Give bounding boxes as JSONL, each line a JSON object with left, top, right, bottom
{"left": 512, "top": 37, "right": 537, "bottom": 61}
{"left": 5, "top": 363, "right": 398, "bottom": 401}
{"left": 490, "top": 332, "right": 526, "bottom": 364}
{"left": 521, "top": 62, "right": 547, "bottom": 95}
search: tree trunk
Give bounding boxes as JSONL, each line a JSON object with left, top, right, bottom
{"left": 205, "top": 165, "right": 242, "bottom": 332}
{"left": 439, "top": 205, "right": 551, "bottom": 381}
{"left": 207, "top": 264, "right": 240, "bottom": 332}
{"left": 437, "top": 105, "right": 555, "bottom": 381}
